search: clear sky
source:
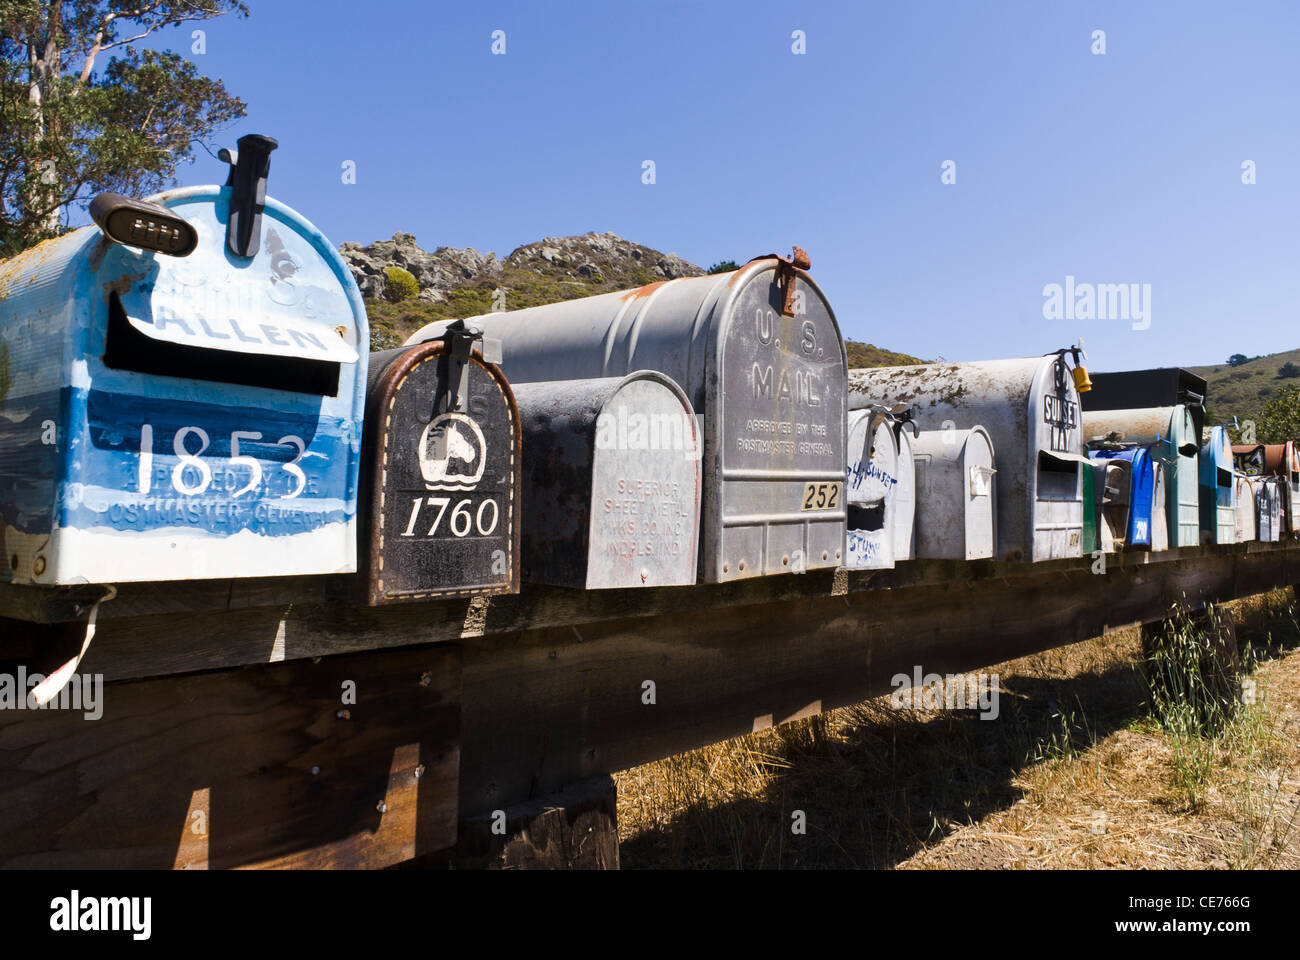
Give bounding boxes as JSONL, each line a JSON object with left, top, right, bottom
{"left": 133, "top": 0, "right": 1299, "bottom": 371}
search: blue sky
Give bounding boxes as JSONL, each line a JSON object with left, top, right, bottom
{"left": 134, "top": 0, "right": 1299, "bottom": 370}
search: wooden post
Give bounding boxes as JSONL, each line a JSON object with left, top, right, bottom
{"left": 447, "top": 776, "right": 619, "bottom": 870}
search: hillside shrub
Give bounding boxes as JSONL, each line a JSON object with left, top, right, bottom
{"left": 384, "top": 266, "right": 420, "bottom": 303}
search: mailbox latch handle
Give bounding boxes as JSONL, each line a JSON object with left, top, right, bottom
{"left": 220, "top": 133, "right": 279, "bottom": 259}
{"left": 441, "top": 320, "right": 502, "bottom": 412}
{"left": 745, "top": 246, "right": 811, "bottom": 317}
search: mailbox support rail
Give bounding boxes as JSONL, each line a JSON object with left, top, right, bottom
{"left": 0, "top": 541, "right": 1296, "bottom": 868}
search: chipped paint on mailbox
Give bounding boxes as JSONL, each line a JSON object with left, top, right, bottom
{"left": 0, "top": 185, "right": 367, "bottom": 585}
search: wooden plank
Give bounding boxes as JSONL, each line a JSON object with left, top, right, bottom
{"left": 452, "top": 546, "right": 1297, "bottom": 818}
{"left": 6, "top": 540, "right": 1294, "bottom": 684}
{"left": 0, "top": 643, "right": 460, "bottom": 869}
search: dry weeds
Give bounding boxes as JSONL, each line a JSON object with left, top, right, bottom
{"left": 614, "top": 588, "right": 1300, "bottom": 869}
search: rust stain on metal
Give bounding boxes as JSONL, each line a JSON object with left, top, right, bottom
{"left": 619, "top": 279, "right": 672, "bottom": 301}
{"left": 102, "top": 272, "right": 141, "bottom": 298}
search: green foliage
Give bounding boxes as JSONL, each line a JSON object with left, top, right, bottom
{"left": 707, "top": 260, "right": 740, "bottom": 274}
{"left": 1191, "top": 348, "right": 1300, "bottom": 428}
{"left": 844, "top": 341, "right": 925, "bottom": 368}
{"left": 1277, "top": 361, "right": 1300, "bottom": 379}
{"left": 1, "top": 1, "right": 248, "bottom": 256}
{"left": 1256, "top": 384, "right": 1300, "bottom": 443}
{"left": 383, "top": 266, "right": 419, "bottom": 303}
{"left": 1227, "top": 354, "right": 1249, "bottom": 366}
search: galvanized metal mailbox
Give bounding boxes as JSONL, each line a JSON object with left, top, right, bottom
{"left": 1199, "top": 426, "right": 1236, "bottom": 545}
{"left": 511, "top": 371, "right": 701, "bottom": 589}
{"left": 849, "top": 355, "right": 1086, "bottom": 563}
{"left": 892, "top": 423, "right": 917, "bottom": 561}
{"left": 361, "top": 326, "right": 521, "bottom": 604}
{"left": 0, "top": 139, "right": 368, "bottom": 586}
{"left": 1087, "top": 456, "right": 1132, "bottom": 552}
{"left": 909, "top": 426, "right": 996, "bottom": 561}
{"left": 406, "top": 249, "right": 847, "bottom": 582}
{"left": 1082, "top": 406, "right": 1201, "bottom": 548}
{"left": 844, "top": 409, "right": 901, "bottom": 570}
{"left": 1234, "top": 476, "right": 1258, "bottom": 544}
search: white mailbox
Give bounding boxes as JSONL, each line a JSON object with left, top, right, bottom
{"left": 844, "top": 409, "right": 904, "bottom": 570}
{"left": 909, "top": 426, "right": 996, "bottom": 561}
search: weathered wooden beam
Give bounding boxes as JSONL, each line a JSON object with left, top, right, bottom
{"left": 2, "top": 541, "right": 1293, "bottom": 685}
{"left": 452, "top": 545, "right": 1296, "bottom": 819}
{"left": 0, "top": 643, "right": 460, "bottom": 868}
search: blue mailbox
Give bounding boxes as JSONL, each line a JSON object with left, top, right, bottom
{"left": 0, "top": 137, "right": 368, "bottom": 586}
{"left": 1198, "top": 426, "right": 1236, "bottom": 545}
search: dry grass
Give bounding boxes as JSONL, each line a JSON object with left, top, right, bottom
{"left": 614, "top": 588, "right": 1300, "bottom": 869}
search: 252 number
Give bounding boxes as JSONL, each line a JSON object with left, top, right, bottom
{"left": 802, "top": 482, "right": 841, "bottom": 511}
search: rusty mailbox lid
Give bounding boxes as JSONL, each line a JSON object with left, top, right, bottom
{"left": 403, "top": 249, "right": 847, "bottom": 582}
{"left": 361, "top": 325, "right": 521, "bottom": 603}
{"left": 512, "top": 371, "right": 701, "bottom": 589}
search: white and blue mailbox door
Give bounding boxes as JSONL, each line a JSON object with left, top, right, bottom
{"left": 1096, "top": 446, "right": 1158, "bottom": 549}
{"left": 0, "top": 185, "right": 367, "bottom": 586}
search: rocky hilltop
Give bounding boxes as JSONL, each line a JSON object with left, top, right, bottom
{"left": 340, "top": 231, "right": 704, "bottom": 346}
{"left": 340, "top": 231, "right": 920, "bottom": 368}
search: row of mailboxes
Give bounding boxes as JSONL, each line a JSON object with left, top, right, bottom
{"left": 1234, "top": 442, "right": 1300, "bottom": 538}
{"left": 849, "top": 355, "right": 1085, "bottom": 563}
{"left": 1081, "top": 406, "right": 1201, "bottom": 548}
{"left": 406, "top": 252, "right": 849, "bottom": 583}
{"left": 3, "top": 139, "right": 1286, "bottom": 600}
